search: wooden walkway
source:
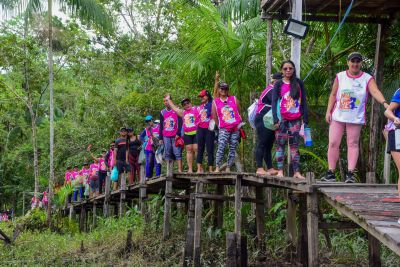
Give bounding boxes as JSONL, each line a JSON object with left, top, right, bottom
{"left": 64, "top": 166, "right": 400, "bottom": 267}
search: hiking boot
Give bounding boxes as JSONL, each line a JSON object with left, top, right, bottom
{"left": 345, "top": 171, "right": 355, "bottom": 183}
{"left": 321, "top": 170, "right": 336, "bottom": 182}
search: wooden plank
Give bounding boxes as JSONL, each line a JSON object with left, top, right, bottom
{"left": 183, "top": 193, "right": 195, "bottom": 267}
{"left": 119, "top": 172, "right": 127, "bottom": 217}
{"left": 193, "top": 181, "right": 204, "bottom": 267}
{"left": 286, "top": 190, "right": 297, "bottom": 262}
{"left": 79, "top": 207, "right": 86, "bottom": 233}
{"left": 103, "top": 172, "right": 111, "bottom": 217}
{"left": 322, "top": 195, "right": 400, "bottom": 256}
{"left": 92, "top": 201, "right": 97, "bottom": 228}
{"left": 369, "top": 233, "right": 382, "bottom": 267}
{"left": 297, "top": 194, "right": 308, "bottom": 266}
{"left": 319, "top": 221, "right": 359, "bottom": 230}
{"left": 255, "top": 187, "right": 265, "bottom": 251}
{"left": 307, "top": 173, "right": 319, "bottom": 267}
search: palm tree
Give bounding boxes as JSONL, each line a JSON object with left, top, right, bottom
{"left": 1, "top": 0, "right": 113, "bottom": 224}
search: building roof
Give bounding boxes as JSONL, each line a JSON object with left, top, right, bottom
{"left": 261, "top": 0, "right": 400, "bottom": 24}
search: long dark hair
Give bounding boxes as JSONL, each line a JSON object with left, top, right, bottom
{"left": 280, "top": 60, "right": 299, "bottom": 99}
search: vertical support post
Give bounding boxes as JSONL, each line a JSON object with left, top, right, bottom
{"left": 103, "top": 172, "right": 111, "bottom": 217}
{"left": 193, "top": 181, "right": 204, "bottom": 267}
{"left": 119, "top": 172, "right": 127, "bottom": 217}
{"left": 22, "top": 191, "right": 25, "bottom": 216}
{"left": 368, "top": 233, "right": 381, "bottom": 267}
{"left": 291, "top": 0, "right": 303, "bottom": 77}
{"left": 214, "top": 184, "right": 224, "bottom": 229}
{"left": 235, "top": 175, "right": 243, "bottom": 266}
{"left": 183, "top": 193, "right": 195, "bottom": 267}
{"left": 92, "top": 201, "right": 97, "bottom": 228}
{"left": 286, "top": 190, "right": 297, "bottom": 261}
{"left": 383, "top": 132, "right": 391, "bottom": 184}
{"left": 79, "top": 207, "right": 86, "bottom": 233}
{"left": 69, "top": 204, "right": 75, "bottom": 221}
{"left": 139, "top": 165, "right": 147, "bottom": 218}
{"left": 297, "top": 194, "right": 308, "bottom": 266}
{"left": 226, "top": 232, "right": 237, "bottom": 267}
{"left": 306, "top": 172, "right": 318, "bottom": 267}
{"left": 265, "top": 18, "right": 273, "bottom": 85}
{"left": 368, "top": 23, "right": 387, "bottom": 173}
{"left": 163, "top": 160, "right": 173, "bottom": 240}
{"left": 255, "top": 187, "right": 266, "bottom": 251}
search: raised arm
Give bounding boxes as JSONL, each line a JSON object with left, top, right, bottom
{"left": 368, "top": 78, "right": 389, "bottom": 109}
{"left": 166, "top": 97, "right": 184, "bottom": 117}
{"left": 325, "top": 77, "right": 339, "bottom": 124}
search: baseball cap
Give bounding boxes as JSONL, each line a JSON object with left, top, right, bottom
{"left": 198, "top": 89, "right": 208, "bottom": 97}
{"left": 181, "top": 98, "right": 190, "bottom": 105}
{"left": 347, "top": 52, "right": 363, "bottom": 61}
{"left": 272, "top": 73, "right": 283, "bottom": 80}
{"left": 154, "top": 119, "right": 160, "bottom": 124}
{"left": 219, "top": 82, "right": 229, "bottom": 90}
{"left": 145, "top": 115, "right": 153, "bottom": 122}
{"left": 119, "top": 127, "right": 127, "bottom": 132}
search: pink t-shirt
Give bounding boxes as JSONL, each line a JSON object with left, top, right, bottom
{"left": 256, "top": 84, "right": 273, "bottom": 114}
{"left": 108, "top": 149, "right": 115, "bottom": 168}
{"left": 72, "top": 171, "right": 79, "bottom": 179}
{"left": 152, "top": 124, "right": 160, "bottom": 138}
{"left": 162, "top": 109, "right": 179, "bottom": 137}
{"left": 182, "top": 106, "right": 199, "bottom": 133}
{"left": 197, "top": 103, "right": 211, "bottom": 129}
{"left": 279, "top": 82, "right": 302, "bottom": 121}
{"left": 98, "top": 158, "right": 107, "bottom": 171}
{"left": 214, "top": 96, "right": 242, "bottom": 129}
{"left": 65, "top": 171, "right": 73, "bottom": 182}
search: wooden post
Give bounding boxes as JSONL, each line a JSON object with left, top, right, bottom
{"left": 366, "top": 172, "right": 376, "bottom": 184}
{"left": 69, "top": 204, "right": 75, "bottom": 221}
{"left": 235, "top": 175, "right": 243, "bottom": 266}
{"left": 368, "top": 23, "right": 387, "bottom": 173}
{"left": 193, "top": 181, "right": 204, "bottom": 267}
{"left": 265, "top": 18, "right": 273, "bottom": 85}
{"left": 119, "top": 171, "right": 127, "bottom": 217}
{"left": 368, "top": 233, "right": 381, "bottom": 267}
{"left": 297, "top": 194, "right": 308, "bottom": 266}
{"left": 286, "top": 190, "right": 297, "bottom": 262}
{"left": 92, "top": 201, "right": 97, "bottom": 228}
{"left": 139, "top": 165, "right": 147, "bottom": 218}
{"left": 226, "top": 232, "right": 237, "bottom": 267}
{"left": 291, "top": 0, "right": 303, "bottom": 77}
{"left": 103, "top": 172, "right": 111, "bottom": 217}
{"left": 79, "top": 207, "right": 86, "bottom": 233}
{"left": 255, "top": 187, "right": 265, "bottom": 251}
{"left": 383, "top": 131, "right": 391, "bottom": 184}
{"left": 183, "top": 193, "right": 195, "bottom": 267}
{"left": 22, "top": 191, "right": 25, "bottom": 216}
{"left": 214, "top": 184, "right": 224, "bottom": 229}
{"left": 306, "top": 172, "right": 318, "bottom": 267}
{"left": 163, "top": 160, "right": 173, "bottom": 240}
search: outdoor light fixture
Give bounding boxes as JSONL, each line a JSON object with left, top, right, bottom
{"left": 284, "top": 18, "right": 310, "bottom": 39}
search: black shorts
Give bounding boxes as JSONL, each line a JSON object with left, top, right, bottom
{"left": 116, "top": 160, "right": 130, "bottom": 173}
{"left": 184, "top": 134, "right": 197, "bottom": 145}
{"left": 387, "top": 130, "right": 400, "bottom": 153}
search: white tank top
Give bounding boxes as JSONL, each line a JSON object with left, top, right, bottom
{"left": 331, "top": 70, "right": 373, "bottom": 124}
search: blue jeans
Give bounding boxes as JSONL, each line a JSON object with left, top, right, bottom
{"left": 145, "top": 150, "right": 161, "bottom": 178}
{"left": 73, "top": 186, "right": 84, "bottom": 201}
{"left": 163, "top": 136, "right": 182, "bottom": 161}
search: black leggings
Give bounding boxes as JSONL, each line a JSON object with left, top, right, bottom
{"left": 255, "top": 114, "right": 275, "bottom": 168}
{"left": 196, "top": 127, "right": 215, "bottom": 166}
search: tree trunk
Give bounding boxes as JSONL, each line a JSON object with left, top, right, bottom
{"left": 47, "top": 0, "right": 55, "bottom": 226}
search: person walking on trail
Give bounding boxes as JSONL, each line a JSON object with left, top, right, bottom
{"left": 272, "top": 60, "right": 309, "bottom": 179}
{"left": 255, "top": 73, "right": 282, "bottom": 176}
{"left": 165, "top": 96, "right": 199, "bottom": 173}
{"left": 113, "top": 127, "right": 130, "bottom": 190}
{"left": 159, "top": 95, "right": 183, "bottom": 172}
{"left": 323, "top": 52, "right": 389, "bottom": 183}
{"left": 196, "top": 89, "right": 215, "bottom": 173}
{"left": 140, "top": 116, "right": 161, "bottom": 178}
{"left": 384, "top": 88, "right": 400, "bottom": 197}
{"left": 127, "top": 127, "right": 141, "bottom": 184}
{"left": 212, "top": 79, "right": 243, "bottom": 173}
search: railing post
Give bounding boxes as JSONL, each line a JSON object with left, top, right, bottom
{"left": 103, "top": 172, "right": 111, "bottom": 217}
{"left": 306, "top": 172, "right": 318, "bottom": 267}
{"left": 163, "top": 161, "right": 173, "bottom": 240}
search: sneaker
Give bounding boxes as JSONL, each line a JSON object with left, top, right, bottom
{"left": 321, "top": 170, "right": 336, "bottom": 182}
{"left": 345, "top": 171, "right": 355, "bottom": 183}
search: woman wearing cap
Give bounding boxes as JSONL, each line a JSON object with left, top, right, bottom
{"left": 323, "top": 52, "right": 389, "bottom": 183}
{"left": 166, "top": 96, "right": 199, "bottom": 173}
{"left": 113, "top": 127, "right": 129, "bottom": 190}
{"left": 255, "top": 73, "right": 282, "bottom": 175}
{"left": 272, "top": 60, "right": 308, "bottom": 179}
{"left": 140, "top": 117, "right": 161, "bottom": 179}
{"left": 212, "top": 75, "right": 243, "bottom": 173}
{"left": 126, "top": 128, "right": 141, "bottom": 184}
{"left": 197, "top": 89, "right": 215, "bottom": 173}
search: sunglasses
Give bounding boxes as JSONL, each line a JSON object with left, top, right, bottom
{"left": 350, "top": 59, "right": 361, "bottom": 63}
{"left": 183, "top": 102, "right": 190, "bottom": 106}
{"left": 283, "top": 67, "right": 294, "bottom": 71}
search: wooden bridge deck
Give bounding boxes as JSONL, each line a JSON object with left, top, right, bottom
{"left": 64, "top": 171, "right": 400, "bottom": 266}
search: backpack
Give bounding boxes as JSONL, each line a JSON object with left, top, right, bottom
{"left": 247, "top": 99, "right": 258, "bottom": 129}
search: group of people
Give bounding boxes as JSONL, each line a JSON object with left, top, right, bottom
{"left": 63, "top": 51, "right": 400, "bottom": 203}
{"left": 0, "top": 209, "right": 12, "bottom": 222}
{"left": 30, "top": 191, "right": 48, "bottom": 209}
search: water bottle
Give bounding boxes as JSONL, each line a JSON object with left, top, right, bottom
{"left": 304, "top": 126, "right": 312, "bottom": 147}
